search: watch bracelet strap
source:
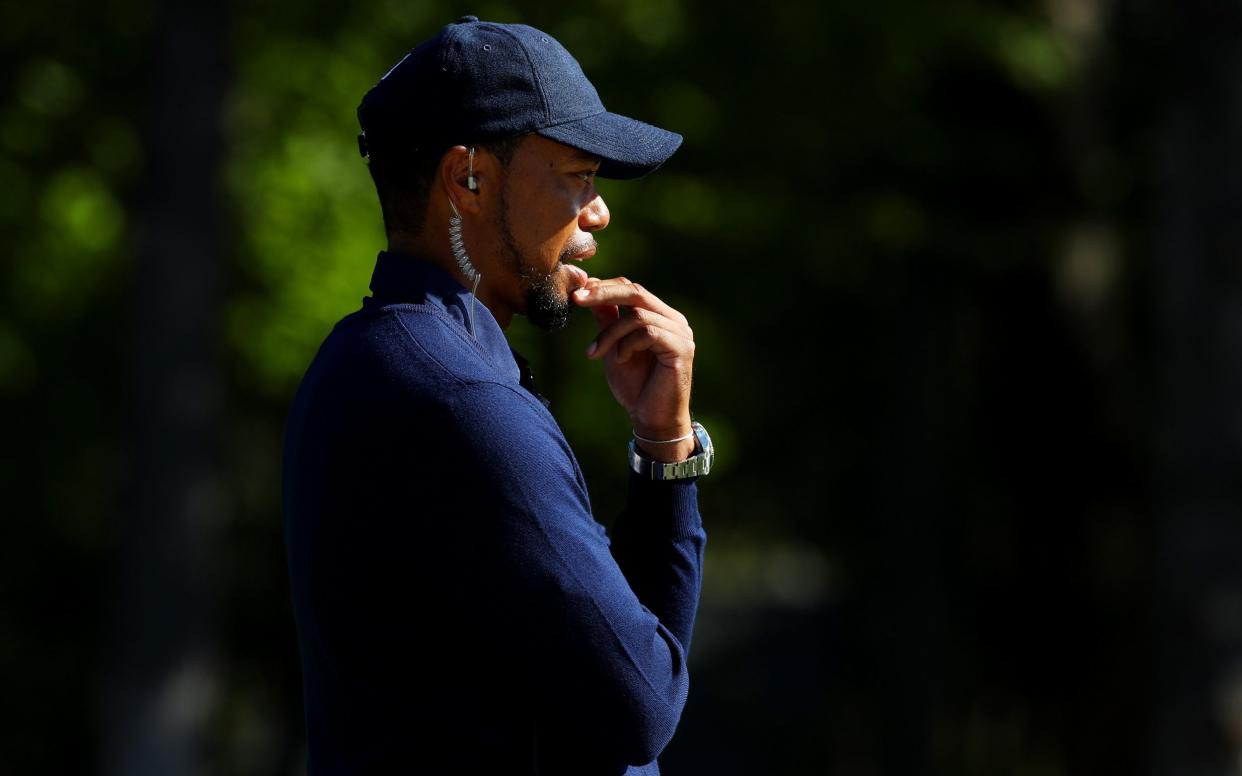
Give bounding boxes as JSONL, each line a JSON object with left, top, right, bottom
{"left": 628, "top": 421, "right": 714, "bottom": 480}
{"left": 628, "top": 446, "right": 713, "bottom": 480}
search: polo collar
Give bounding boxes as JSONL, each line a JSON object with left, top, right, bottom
{"left": 368, "top": 250, "right": 519, "bottom": 385}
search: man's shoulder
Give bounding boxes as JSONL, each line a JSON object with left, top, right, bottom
{"left": 319, "top": 299, "right": 510, "bottom": 398}
{"left": 446, "top": 378, "right": 559, "bottom": 431}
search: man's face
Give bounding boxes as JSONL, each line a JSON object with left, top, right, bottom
{"left": 490, "top": 135, "right": 610, "bottom": 331}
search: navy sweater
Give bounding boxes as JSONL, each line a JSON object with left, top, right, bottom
{"left": 282, "top": 252, "right": 706, "bottom": 774}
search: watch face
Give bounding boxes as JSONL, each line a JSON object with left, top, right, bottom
{"left": 692, "top": 422, "right": 713, "bottom": 476}
{"left": 692, "top": 422, "right": 711, "bottom": 451}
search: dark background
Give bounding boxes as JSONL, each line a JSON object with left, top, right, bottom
{"left": 4, "top": 0, "right": 1241, "bottom": 773}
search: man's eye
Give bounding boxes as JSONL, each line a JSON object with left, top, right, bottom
{"left": 578, "top": 170, "right": 597, "bottom": 183}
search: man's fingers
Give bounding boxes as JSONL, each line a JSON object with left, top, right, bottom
{"left": 589, "top": 309, "right": 692, "bottom": 360}
{"left": 575, "top": 279, "right": 694, "bottom": 363}
{"left": 573, "top": 281, "right": 684, "bottom": 325}
{"left": 590, "top": 302, "right": 619, "bottom": 332}
{"left": 612, "top": 323, "right": 694, "bottom": 365}
{"left": 585, "top": 276, "right": 632, "bottom": 287}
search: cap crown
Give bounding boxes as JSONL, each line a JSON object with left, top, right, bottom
{"left": 359, "top": 18, "right": 606, "bottom": 157}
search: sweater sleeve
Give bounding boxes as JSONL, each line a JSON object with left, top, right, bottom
{"left": 610, "top": 472, "right": 706, "bottom": 657}
{"left": 447, "top": 381, "right": 705, "bottom": 767}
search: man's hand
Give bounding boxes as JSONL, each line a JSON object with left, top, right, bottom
{"left": 573, "top": 277, "right": 696, "bottom": 463}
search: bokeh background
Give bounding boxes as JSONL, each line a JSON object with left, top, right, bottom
{"left": 5, "top": 0, "right": 1242, "bottom": 773}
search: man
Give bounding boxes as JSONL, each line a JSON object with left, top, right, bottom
{"left": 283, "top": 16, "right": 714, "bottom": 775}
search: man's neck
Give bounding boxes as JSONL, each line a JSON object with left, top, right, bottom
{"left": 386, "top": 229, "right": 448, "bottom": 272}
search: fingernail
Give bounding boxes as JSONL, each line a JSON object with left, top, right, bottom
{"left": 573, "top": 288, "right": 590, "bottom": 300}
{"left": 586, "top": 341, "right": 598, "bottom": 357}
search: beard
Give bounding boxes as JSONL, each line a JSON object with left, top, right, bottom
{"left": 522, "top": 271, "right": 573, "bottom": 332}
{"left": 496, "top": 189, "right": 590, "bottom": 332}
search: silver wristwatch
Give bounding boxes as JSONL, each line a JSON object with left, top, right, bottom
{"left": 628, "top": 421, "right": 714, "bottom": 481}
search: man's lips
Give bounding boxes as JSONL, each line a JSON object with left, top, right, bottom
{"left": 568, "top": 244, "right": 597, "bottom": 261}
{"left": 562, "top": 243, "right": 597, "bottom": 289}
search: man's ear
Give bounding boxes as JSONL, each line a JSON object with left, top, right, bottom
{"left": 440, "top": 145, "right": 483, "bottom": 216}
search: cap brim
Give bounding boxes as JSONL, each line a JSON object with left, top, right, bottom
{"left": 537, "top": 112, "right": 682, "bottom": 180}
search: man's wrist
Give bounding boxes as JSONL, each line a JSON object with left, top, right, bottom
{"left": 632, "top": 421, "right": 696, "bottom": 462}
{"left": 634, "top": 437, "right": 697, "bottom": 462}
{"left": 629, "top": 422, "right": 714, "bottom": 480}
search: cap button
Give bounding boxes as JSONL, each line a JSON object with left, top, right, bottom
{"left": 456, "top": 15, "right": 479, "bottom": 23}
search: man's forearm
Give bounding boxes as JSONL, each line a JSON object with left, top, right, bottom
{"left": 610, "top": 473, "right": 706, "bottom": 654}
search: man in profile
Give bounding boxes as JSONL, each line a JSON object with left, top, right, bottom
{"left": 283, "top": 16, "right": 714, "bottom": 774}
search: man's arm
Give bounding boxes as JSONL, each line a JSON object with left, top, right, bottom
{"left": 448, "top": 382, "right": 702, "bottom": 767}
{"left": 575, "top": 276, "right": 707, "bottom": 654}
{"left": 610, "top": 473, "right": 706, "bottom": 657}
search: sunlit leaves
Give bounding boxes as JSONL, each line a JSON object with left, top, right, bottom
{"left": 10, "top": 167, "right": 127, "bottom": 315}
{"left": 993, "top": 17, "right": 1075, "bottom": 91}
{"left": 225, "top": 27, "right": 398, "bottom": 396}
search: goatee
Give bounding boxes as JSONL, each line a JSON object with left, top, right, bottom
{"left": 522, "top": 269, "right": 574, "bottom": 332}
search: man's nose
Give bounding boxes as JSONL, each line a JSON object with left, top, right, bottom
{"left": 580, "top": 194, "right": 610, "bottom": 232}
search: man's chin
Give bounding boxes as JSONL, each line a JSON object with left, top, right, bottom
{"left": 523, "top": 276, "right": 573, "bottom": 332}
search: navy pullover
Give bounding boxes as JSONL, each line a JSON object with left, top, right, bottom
{"left": 282, "top": 251, "right": 706, "bottom": 774}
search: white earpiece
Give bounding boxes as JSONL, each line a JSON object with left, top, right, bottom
{"left": 467, "top": 146, "right": 477, "bottom": 191}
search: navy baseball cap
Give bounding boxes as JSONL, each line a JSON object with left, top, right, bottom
{"left": 357, "top": 16, "right": 682, "bottom": 179}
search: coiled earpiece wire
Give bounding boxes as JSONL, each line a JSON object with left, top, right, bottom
{"left": 448, "top": 147, "right": 481, "bottom": 337}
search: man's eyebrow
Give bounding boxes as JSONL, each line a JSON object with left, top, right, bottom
{"left": 567, "top": 149, "right": 603, "bottom": 166}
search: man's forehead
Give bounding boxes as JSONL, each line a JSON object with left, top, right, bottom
{"left": 565, "top": 147, "right": 602, "bottom": 165}
{"left": 520, "top": 134, "right": 602, "bottom": 166}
